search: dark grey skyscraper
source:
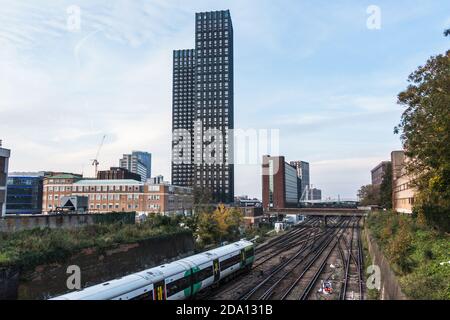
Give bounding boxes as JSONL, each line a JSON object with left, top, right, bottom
{"left": 172, "top": 10, "right": 234, "bottom": 203}
{"left": 172, "top": 49, "right": 196, "bottom": 187}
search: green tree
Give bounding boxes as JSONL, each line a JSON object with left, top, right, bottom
{"left": 395, "top": 37, "right": 450, "bottom": 232}
{"left": 357, "top": 184, "right": 381, "bottom": 206}
{"left": 379, "top": 162, "right": 393, "bottom": 209}
{"left": 197, "top": 209, "right": 220, "bottom": 246}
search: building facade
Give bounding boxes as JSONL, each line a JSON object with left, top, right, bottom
{"left": 371, "top": 161, "right": 391, "bottom": 186}
{"left": 97, "top": 167, "right": 141, "bottom": 182}
{"left": 148, "top": 175, "right": 165, "bottom": 185}
{"left": 391, "top": 151, "right": 416, "bottom": 214}
{"left": 239, "top": 207, "right": 264, "bottom": 228}
{"left": 172, "top": 49, "right": 196, "bottom": 188}
{"left": 6, "top": 172, "right": 45, "bottom": 215}
{"left": 119, "top": 151, "right": 152, "bottom": 182}
{"left": 42, "top": 175, "right": 193, "bottom": 216}
{"left": 0, "top": 142, "right": 10, "bottom": 217}
{"left": 172, "top": 10, "right": 234, "bottom": 203}
{"left": 262, "top": 155, "right": 300, "bottom": 209}
{"left": 308, "top": 188, "right": 322, "bottom": 201}
{"left": 289, "top": 161, "right": 310, "bottom": 200}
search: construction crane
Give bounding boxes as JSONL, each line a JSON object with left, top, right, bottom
{"left": 91, "top": 135, "right": 106, "bottom": 177}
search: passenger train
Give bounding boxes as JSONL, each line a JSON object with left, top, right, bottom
{"left": 51, "top": 239, "right": 255, "bottom": 300}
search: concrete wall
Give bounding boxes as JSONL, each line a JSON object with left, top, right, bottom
{"left": 1, "top": 232, "right": 194, "bottom": 300}
{"left": 364, "top": 226, "right": 407, "bottom": 300}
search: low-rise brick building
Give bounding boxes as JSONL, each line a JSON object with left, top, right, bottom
{"left": 42, "top": 174, "right": 193, "bottom": 216}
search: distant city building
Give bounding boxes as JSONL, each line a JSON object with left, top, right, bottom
{"left": 59, "top": 196, "right": 89, "bottom": 214}
{"left": 308, "top": 188, "right": 322, "bottom": 201}
{"left": 97, "top": 167, "right": 141, "bottom": 182}
{"left": 0, "top": 142, "right": 11, "bottom": 217}
{"left": 172, "top": 10, "right": 234, "bottom": 203}
{"left": 238, "top": 206, "right": 264, "bottom": 228}
{"left": 289, "top": 161, "right": 310, "bottom": 200}
{"left": 119, "top": 151, "right": 151, "bottom": 182}
{"left": 391, "top": 151, "right": 416, "bottom": 214}
{"left": 262, "top": 155, "right": 300, "bottom": 209}
{"left": 371, "top": 161, "right": 391, "bottom": 186}
{"left": 42, "top": 175, "right": 193, "bottom": 216}
{"left": 148, "top": 175, "right": 164, "bottom": 185}
{"left": 237, "top": 198, "right": 262, "bottom": 208}
{"left": 6, "top": 172, "right": 46, "bottom": 215}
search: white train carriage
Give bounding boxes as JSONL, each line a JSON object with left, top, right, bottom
{"left": 51, "top": 273, "right": 154, "bottom": 300}
{"left": 50, "top": 239, "right": 255, "bottom": 300}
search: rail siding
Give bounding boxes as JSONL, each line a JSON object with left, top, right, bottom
{"left": 364, "top": 226, "right": 407, "bottom": 300}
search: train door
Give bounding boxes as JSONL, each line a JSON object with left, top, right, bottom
{"left": 153, "top": 280, "right": 166, "bottom": 300}
{"left": 213, "top": 259, "right": 220, "bottom": 282}
{"left": 240, "top": 249, "right": 246, "bottom": 267}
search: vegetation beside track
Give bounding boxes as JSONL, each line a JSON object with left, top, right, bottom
{"left": 366, "top": 211, "right": 450, "bottom": 299}
{"left": 0, "top": 214, "right": 191, "bottom": 271}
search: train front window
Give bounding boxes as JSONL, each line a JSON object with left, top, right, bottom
{"left": 244, "top": 247, "right": 255, "bottom": 260}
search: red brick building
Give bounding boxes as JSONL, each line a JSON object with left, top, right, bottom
{"left": 42, "top": 174, "right": 193, "bottom": 215}
{"left": 262, "top": 155, "right": 300, "bottom": 210}
{"left": 97, "top": 167, "right": 141, "bottom": 182}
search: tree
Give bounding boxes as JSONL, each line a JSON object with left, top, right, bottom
{"left": 379, "top": 162, "right": 393, "bottom": 209}
{"left": 196, "top": 204, "right": 243, "bottom": 246}
{"left": 197, "top": 209, "right": 220, "bottom": 246}
{"left": 357, "top": 184, "right": 381, "bottom": 206}
{"left": 193, "top": 186, "right": 213, "bottom": 205}
{"left": 395, "top": 36, "right": 450, "bottom": 231}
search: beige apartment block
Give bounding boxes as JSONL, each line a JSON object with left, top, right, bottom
{"left": 391, "top": 151, "right": 416, "bottom": 214}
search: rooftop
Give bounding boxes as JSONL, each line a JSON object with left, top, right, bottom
{"left": 48, "top": 174, "right": 82, "bottom": 179}
{"left": 73, "top": 179, "right": 144, "bottom": 186}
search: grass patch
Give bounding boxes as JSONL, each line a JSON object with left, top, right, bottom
{"left": 0, "top": 215, "right": 191, "bottom": 271}
{"left": 367, "top": 211, "right": 450, "bottom": 300}
{"left": 243, "top": 223, "right": 276, "bottom": 244}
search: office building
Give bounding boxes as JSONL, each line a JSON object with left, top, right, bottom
{"left": 172, "top": 10, "right": 234, "bottom": 203}
{"left": 290, "top": 161, "right": 310, "bottom": 200}
{"left": 97, "top": 167, "right": 141, "bottom": 182}
{"left": 120, "top": 151, "right": 151, "bottom": 182}
{"left": 6, "top": 172, "right": 45, "bottom": 215}
{"left": 42, "top": 175, "right": 193, "bottom": 216}
{"left": 262, "top": 155, "right": 300, "bottom": 209}
{"left": 391, "top": 151, "right": 416, "bottom": 214}
{"left": 371, "top": 161, "right": 391, "bottom": 186}
{"left": 308, "top": 188, "right": 322, "bottom": 201}
{"left": 0, "top": 141, "right": 10, "bottom": 217}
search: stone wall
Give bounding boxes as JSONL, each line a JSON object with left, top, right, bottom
{"left": 1, "top": 232, "right": 194, "bottom": 300}
{"left": 364, "top": 226, "right": 407, "bottom": 300}
{"left": 0, "top": 212, "right": 135, "bottom": 233}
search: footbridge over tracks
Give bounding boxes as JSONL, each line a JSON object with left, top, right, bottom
{"left": 267, "top": 207, "right": 368, "bottom": 217}
{"left": 266, "top": 207, "right": 368, "bottom": 227}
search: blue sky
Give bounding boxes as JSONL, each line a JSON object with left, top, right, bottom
{"left": 1, "top": 0, "right": 449, "bottom": 199}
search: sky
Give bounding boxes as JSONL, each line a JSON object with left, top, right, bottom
{"left": 0, "top": 0, "right": 449, "bottom": 200}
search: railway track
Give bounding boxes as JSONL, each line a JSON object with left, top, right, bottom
{"left": 204, "top": 216, "right": 365, "bottom": 300}
{"left": 239, "top": 218, "right": 349, "bottom": 300}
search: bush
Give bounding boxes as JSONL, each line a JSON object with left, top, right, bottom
{"left": 367, "top": 210, "right": 450, "bottom": 299}
{"left": 0, "top": 219, "right": 190, "bottom": 270}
